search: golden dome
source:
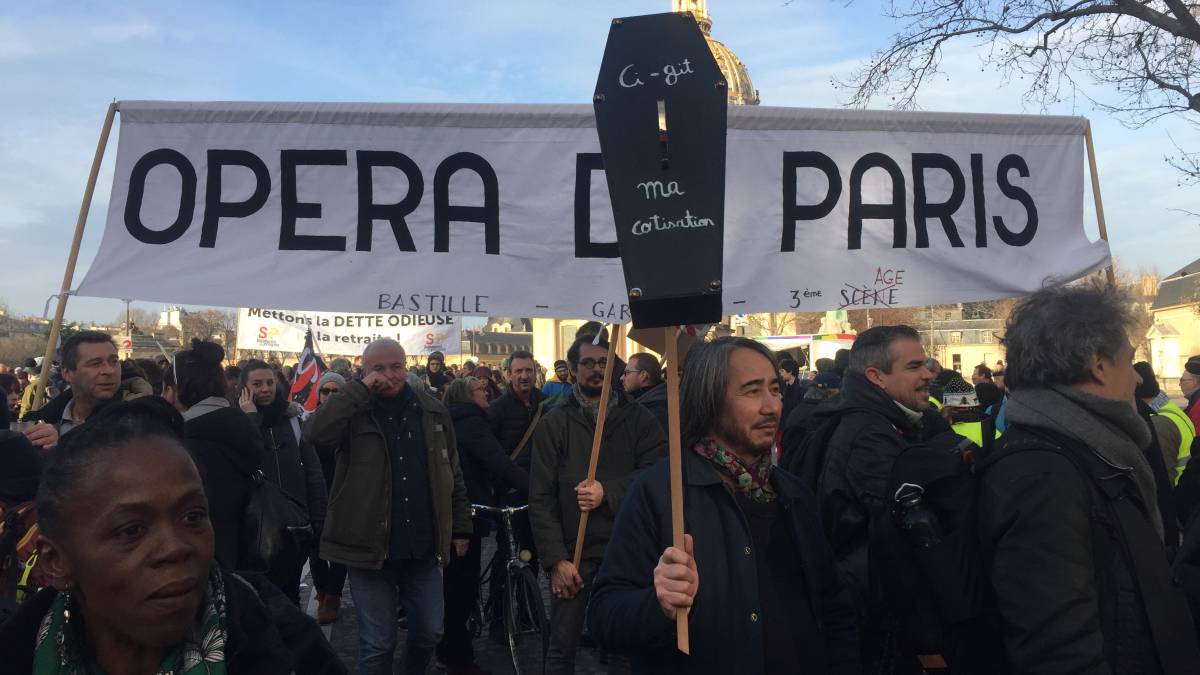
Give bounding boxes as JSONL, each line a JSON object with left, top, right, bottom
{"left": 672, "top": 0, "right": 760, "bottom": 105}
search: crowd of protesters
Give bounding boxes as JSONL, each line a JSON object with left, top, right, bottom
{"left": 0, "top": 288, "right": 1199, "bottom": 674}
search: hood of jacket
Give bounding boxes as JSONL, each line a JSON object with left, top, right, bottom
{"left": 184, "top": 405, "right": 264, "bottom": 476}
{"left": 449, "top": 401, "right": 488, "bottom": 423}
{"left": 810, "top": 371, "right": 920, "bottom": 435}
{"left": 633, "top": 381, "right": 667, "bottom": 407}
{"left": 182, "top": 395, "right": 230, "bottom": 421}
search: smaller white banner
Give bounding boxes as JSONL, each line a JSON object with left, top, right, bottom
{"left": 235, "top": 308, "right": 461, "bottom": 357}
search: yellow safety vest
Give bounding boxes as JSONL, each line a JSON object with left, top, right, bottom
{"left": 952, "top": 420, "right": 1001, "bottom": 447}
{"left": 1158, "top": 401, "right": 1196, "bottom": 485}
{"left": 929, "top": 396, "right": 942, "bottom": 410}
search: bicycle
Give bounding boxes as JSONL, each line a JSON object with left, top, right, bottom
{"left": 471, "top": 503, "right": 548, "bottom": 675}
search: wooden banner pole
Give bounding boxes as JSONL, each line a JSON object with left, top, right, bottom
{"left": 571, "top": 323, "right": 623, "bottom": 568}
{"left": 1084, "top": 122, "right": 1117, "bottom": 287}
{"left": 30, "top": 101, "right": 119, "bottom": 412}
{"left": 664, "top": 326, "right": 690, "bottom": 653}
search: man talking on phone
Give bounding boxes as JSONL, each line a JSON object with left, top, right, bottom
{"left": 304, "top": 338, "right": 473, "bottom": 675}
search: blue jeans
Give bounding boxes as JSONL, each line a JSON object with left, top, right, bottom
{"left": 348, "top": 558, "right": 444, "bottom": 675}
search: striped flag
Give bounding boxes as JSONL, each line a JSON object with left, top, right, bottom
{"left": 290, "top": 329, "right": 326, "bottom": 413}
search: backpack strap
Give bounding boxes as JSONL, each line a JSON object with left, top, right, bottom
{"left": 289, "top": 416, "right": 302, "bottom": 447}
{"left": 510, "top": 401, "right": 545, "bottom": 461}
{"left": 979, "top": 413, "right": 997, "bottom": 459}
{"left": 984, "top": 433, "right": 1200, "bottom": 672}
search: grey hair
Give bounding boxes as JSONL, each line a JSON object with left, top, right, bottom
{"left": 848, "top": 325, "right": 922, "bottom": 375}
{"left": 363, "top": 338, "right": 406, "bottom": 365}
{"left": 681, "top": 337, "right": 779, "bottom": 447}
{"left": 444, "top": 376, "right": 479, "bottom": 406}
{"left": 1002, "top": 282, "right": 1135, "bottom": 390}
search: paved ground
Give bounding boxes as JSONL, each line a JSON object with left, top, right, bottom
{"left": 300, "top": 538, "right": 619, "bottom": 675}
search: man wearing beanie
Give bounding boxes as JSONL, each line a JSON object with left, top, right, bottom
{"left": 542, "top": 359, "right": 573, "bottom": 403}
{"left": 939, "top": 375, "right": 994, "bottom": 447}
{"left": 425, "top": 351, "right": 451, "bottom": 397}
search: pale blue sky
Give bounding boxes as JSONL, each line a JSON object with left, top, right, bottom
{"left": 1, "top": 0, "right": 1195, "bottom": 322}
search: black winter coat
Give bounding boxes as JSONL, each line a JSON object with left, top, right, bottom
{"left": 248, "top": 393, "right": 328, "bottom": 531}
{"left": 488, "top": 386, "right": 548, "bottom": 471}
{"left": 587, "top": 450, "right": 861, "bottom": 674}
{"left": 979, "top": 425, "right": 1199, "bottom": 674}
{"left": 631, "top": 381, "right": 669, "bottom": 435}
{"left": 0, "top": 431, "right": 41, "bottom": 504}
{"left": 780, "top": 379, "right": 809, "bottom": 427}
{"left": 0, "top": 570, "right": 346, "bottom": 675}
{"left": 813, "top": 372, "right": 938, "bottom": 612}
{"left": 779, "top": 396, "right": 824, "bottom": 466}
{"left": 183, "top": 402, "right": 265, "bottom": 570}
{"left": 449, "top": 401, "right": 529, "bottom": 534}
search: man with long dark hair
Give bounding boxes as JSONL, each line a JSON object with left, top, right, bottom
{"left": 587, "top": 337, "right": 859, "bottom": 674}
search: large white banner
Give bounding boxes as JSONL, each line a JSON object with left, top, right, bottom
{"left": 77, "top": 102, "right": 1109, "bottom": 320}
{"left": 235, "top": 308, "right": 461, "bottom": 357}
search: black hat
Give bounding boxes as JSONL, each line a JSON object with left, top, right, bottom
{"left": 1133, "top": 361, "right": 1160, "bottom": 399}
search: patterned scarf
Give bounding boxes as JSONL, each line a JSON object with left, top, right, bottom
{"left": 572, "top": 380, "right": 618, "bottom": 422}
{"left": 34, "top": 563, "right": 228, "bottom": 675}
{"left": 693, "top": 438, "right": 776, "bottom": 503}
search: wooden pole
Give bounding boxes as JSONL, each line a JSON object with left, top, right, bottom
{"left": 30, "top": 101, "right": 119, "bottom": 412}
{"left": 1084, "top": 121, "right": 1117, "bottom": 287}
{"left": 571, "top": 323, "right": 623, "bottom": 568}
{"left": 664, "top": 326, "right": 690, "bottom": 654}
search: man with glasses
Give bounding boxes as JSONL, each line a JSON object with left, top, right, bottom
{"left": 621, "top": 352, "right": 668, "bottom": 433}
{"left": 529, "top": 333, "right": 667, "bottom": 674}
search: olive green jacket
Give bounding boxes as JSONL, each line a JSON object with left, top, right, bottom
{"left": 303, "top": 380, "right": 472, "bottom": 569}
{"left": 529, "top": 391, "right": 667, "bottom": 569}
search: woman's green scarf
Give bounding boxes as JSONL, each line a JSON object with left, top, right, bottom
{"left": 33, "top": 563, "right": 228, "bottom": 675}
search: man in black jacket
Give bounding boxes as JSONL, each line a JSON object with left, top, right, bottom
{"left": 620, "top": 352, "right": 668, "bottom": 433}
{"left": 809, "top": 324, "right": 938, "bottom": 673}
{"left": 979, "top": 284, "right": 1199, "bottom": 674}
{"left": 486, "top": 349, "right": 546, "bottom": 600}
{"left": 587, "top": 337, "right": 860, "bottom": 674}
{"left": 488, "top": 350, "right": 547, "bottom": 469}
{"left": 24, "top": 331, "right": 149, "bottom": 447}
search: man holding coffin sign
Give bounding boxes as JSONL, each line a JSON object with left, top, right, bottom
{"left": 588, "top": 337, "right": 859, "bottom": 673}
{"left": 582, "top": 12, "right": 858, "bottom": 674}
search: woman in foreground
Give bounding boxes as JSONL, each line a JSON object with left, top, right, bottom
{"left": 0, "top": 397, "right": 341, "bottom": 675}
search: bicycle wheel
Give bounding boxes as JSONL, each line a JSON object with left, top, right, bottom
{"left": 505, "top": 565, "right": 548, "bottom": 675}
